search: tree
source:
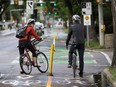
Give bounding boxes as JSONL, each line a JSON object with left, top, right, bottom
{"left": 111, "top": 0, "right": 116, "bottom": 67}
{"left": 64, "top": 0, "right": 98, "bottom": 41}
{"left": 44, "top": 0, "right": 113, "bottom": 43}
{"left": 0, "top": 0, "right": 10, "bottom": 21}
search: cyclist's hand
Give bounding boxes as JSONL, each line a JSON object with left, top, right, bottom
{"left": 66, "top": 44, "right": 68, "bottom": 49}
{"left": 39, "top": 38, "right": 43, "bottom": 41}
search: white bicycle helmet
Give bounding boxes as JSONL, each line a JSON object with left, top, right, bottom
{"left": 27, "top": 19, "right": 35, "bottom": 25}
{"left": 72, "top": 15, "right": 80, "bottom": 21}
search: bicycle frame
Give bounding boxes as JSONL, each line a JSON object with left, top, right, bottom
{"left": 19, "top": 39, "right": 49, "bottom": 74}
{"left": 24, "top": 48, "right": 33, "bottom": 62}
{"left": 68, "top": 43, "right": 78, "bottom": 78}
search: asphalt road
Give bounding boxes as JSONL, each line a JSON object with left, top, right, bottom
{"left": 0, "top": 28, "right": 112, "bottom": 87}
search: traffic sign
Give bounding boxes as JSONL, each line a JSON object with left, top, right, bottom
{"left": 82, "top": 2, "right": 92, "bottom": 15}
{"left": 26, "top": 1, "right": 34, "bottom": 14}
{"left": 83, "top": 15, "right": 91, "bottom": 26}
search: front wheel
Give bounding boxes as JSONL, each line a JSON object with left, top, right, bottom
{"left": 36, "top": 52, "right": 49, "bottom": 73}
{"left": 19, "top": 54, "right": 32, "bottom": 74}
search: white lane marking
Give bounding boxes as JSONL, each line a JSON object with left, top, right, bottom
{"left": 86, "top": 49, "right": 112, "bottom": 65}
{"left": 90, "top": 55, "right": 94, "bottom": 58}
{"left": 2, "top": 80, "right": 19, "bottom": 86}
{"left": 2, "top": 80, "right": 41, "bottom": 86}
{"left": 100, "top": 51, "right": 111, "bottom": 65}
{"left": 86, "top": 52, "right": 91, "bottom": 54}
{"left": 11, "top": 57, "right": 19, "bottom": 64}
{"left": 17, "top": 75, "right": 33, "bottom": 79}
{"left": 11, "top": 60, "right": 19, "bottom": 64}
{"left": 56, "top": 78, "right": 71, "bottom": 84}
{"left": 93, "top": 60, "right": 97, "bottom": 64}
{"left": 0, "top": 74, "right": 5, "bottom": 78}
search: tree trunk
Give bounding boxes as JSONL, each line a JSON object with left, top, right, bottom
{"left": 89, "top": 15, "right": 98, "bottom": 41}
{"left": 111, "top": 0, "right": 116, "bottom": 67}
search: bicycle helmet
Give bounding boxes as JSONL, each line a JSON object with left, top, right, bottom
{"left": 27, "top": 19, "right": 35, "bottom": 25}
{"left": 72, "top": 15, "right": 80, "bottom": 21}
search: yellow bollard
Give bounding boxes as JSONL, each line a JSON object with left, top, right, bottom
{"left": 49, "top": 44, "right": 54, "bottom": 76}
{"left": 53, "top": 35, "right": 56, "bottom": 51}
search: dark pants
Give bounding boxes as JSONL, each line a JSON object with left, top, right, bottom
{"left": 19, "top": 40, "right": 37, "bottom": 57}
{"left": 69, "top": 43, "right": 85, "bottom": 73}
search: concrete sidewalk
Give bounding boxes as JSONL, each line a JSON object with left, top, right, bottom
{"left": 0, "top": 29, "right": 16, "bottom": 36}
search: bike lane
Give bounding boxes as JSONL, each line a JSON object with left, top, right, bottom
{"left": 0, "top": 38, "right": 110, "bottom": 87}
{"left": 42, "top": 46, "right": 98, "bottom": 87}
{"left": 0, "top": 44, "right": 97, "bottom": 87}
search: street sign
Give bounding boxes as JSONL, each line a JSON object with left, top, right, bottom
{"left": 83, "top": 15, "right": 91, "bottom": 26}
{"left": 82, "top": 2, "right": 92, "bottom": 15}
{"left": 26, "top": 1, "right": 34, "bottom": 14}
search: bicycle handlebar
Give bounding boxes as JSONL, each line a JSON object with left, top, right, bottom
{"left": 31, "top": 38, "right": 41, "bottom": 46}
{"left": 68, "top": 42, "right": 79, "bottom": 45}
{"left": 31, "top": 36, "right": 47, "bottom": 46}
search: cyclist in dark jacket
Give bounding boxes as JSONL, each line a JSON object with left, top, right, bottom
{"left": 18, "top": 19, "right": 42, "bottom": 68}
{"left": 66, "top": 15, "right": 86, "bottom": 77}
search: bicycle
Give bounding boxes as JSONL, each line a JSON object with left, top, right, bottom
{"left": 19, "top": 39, "right": 49, "bottom": 74}
{"left": 68, "top": 43, "right": 78, "bottom": 78}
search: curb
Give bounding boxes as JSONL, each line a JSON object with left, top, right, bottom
{"left": 102, "top": 68, "right": 116, "bottom": 87}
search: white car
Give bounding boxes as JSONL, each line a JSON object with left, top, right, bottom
{"left": 35, "top": 22, "right": 44, "bottom": 36}
{"left": 35, "top": 22, "right": 44, "bottom": 30}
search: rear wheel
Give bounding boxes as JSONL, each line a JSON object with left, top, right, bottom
{"left": 72, "top": 53, "right": 77, "bottom": 78}
{"left": 36, "top": 52, "right": 49, "bottom": 73}
{"left": 19, "top": 54, "right": 32, "bottom": 74}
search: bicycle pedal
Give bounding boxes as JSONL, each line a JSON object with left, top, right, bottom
{"left": 33, "top": 65, "right": 41, "bottom": 67}
{"left": 20, "top": 71, "right": 24, "bottom": 74}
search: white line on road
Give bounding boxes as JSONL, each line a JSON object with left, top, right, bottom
{"left": 100, "top": 51, "right": 111, "bottom": 65}
{"left": 93, "top": 60, "right": 97, "bottom": 64}
{"left": 11, "top": 60, "right": 19, "bottom": 64}
{"left": 90, "top": 55, "right": 94, "bottom": 58}
{"left": 86, "top": 49, "right": 112, "bottom": 65}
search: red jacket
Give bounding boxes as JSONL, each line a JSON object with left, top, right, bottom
{"left": 19, "top": 25, "right": 40, "bottom": 41}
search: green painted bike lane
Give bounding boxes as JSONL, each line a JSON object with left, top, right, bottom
{"left": 43, "top": 47, "right": 97, "bottom": 65}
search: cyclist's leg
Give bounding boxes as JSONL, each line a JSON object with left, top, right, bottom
{"left": 19, "top": 40, "right": 26, "bottom": 73}
{"left": 77, "top": 43, "right": 85, "bottom": 77}
{"left": 69, "top": 45, "right": 75, "bottom": 66}
{"left": 19, "top": 40, "right": 25, "bottom": 55}
{"left": 26, "top": 41, "right": 38, "bottom": 66}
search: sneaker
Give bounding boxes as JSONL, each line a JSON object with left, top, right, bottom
{"left": 79, "top": 72, "right": 83, "bottom": 77}
{"left": 33, "top": 64, "right": 40, "bottom": 67}
{"left": 20, "top": 71, "right": 24, "bottom": 74}
{"left": 31, "top": 61, "right": 34, "bottom": 65}
{"left": 67, "top": 64, "right": 72, "bottom": 68}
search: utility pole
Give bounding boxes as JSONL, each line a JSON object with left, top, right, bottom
{"left": 98, "top": 0, "right": 105, "bottom": 46}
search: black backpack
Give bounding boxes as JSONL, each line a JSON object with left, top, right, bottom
{"left": 16, "top": 26, "right": 27, "bottom": 38}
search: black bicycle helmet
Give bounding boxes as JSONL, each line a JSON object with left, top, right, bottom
{"left": 27, "top": 19, "right": 35, "bottom": 25}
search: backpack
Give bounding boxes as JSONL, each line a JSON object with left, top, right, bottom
{"left": 16, "top": 26, "right": 27, "bottom": 38}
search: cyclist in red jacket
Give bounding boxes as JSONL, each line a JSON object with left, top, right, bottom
{"left": 18, "top": 19, "right": 42, "bottom": 69}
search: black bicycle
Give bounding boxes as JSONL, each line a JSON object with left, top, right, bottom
{"left": 69, "top": 43, "right": 78, "bottom": 78}
{"left": 19, "top": 39, "right": 49, "bottom": 74}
